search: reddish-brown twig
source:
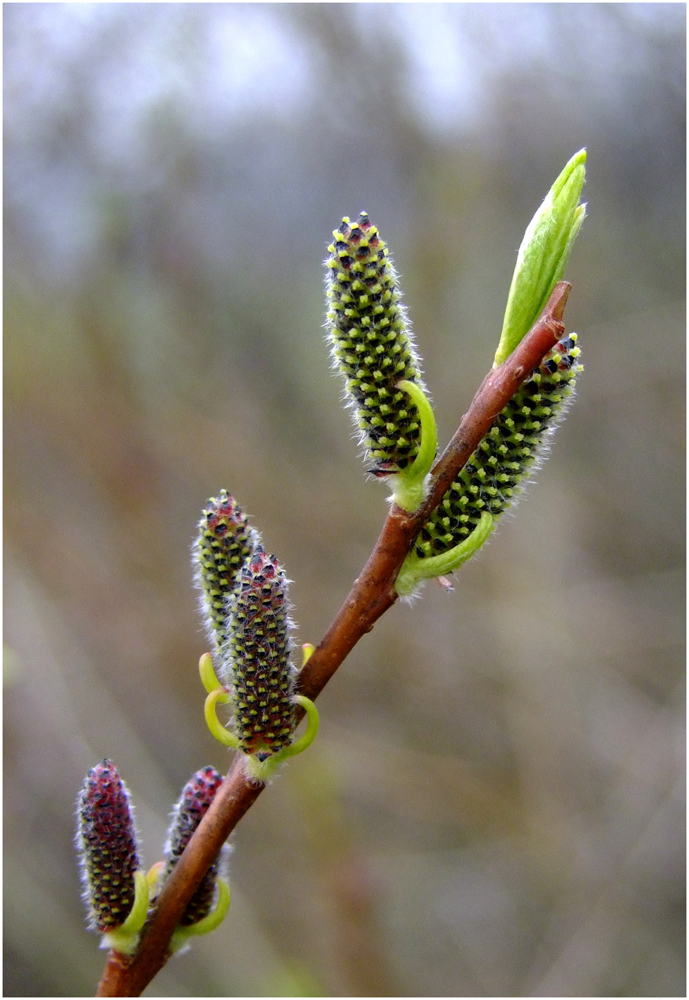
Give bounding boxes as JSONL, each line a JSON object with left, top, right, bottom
{"left": 96, "top": 282, "right": 570, "bottom": 997}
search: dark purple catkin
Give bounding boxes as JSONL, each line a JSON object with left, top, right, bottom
{"left": 162, "top": 765, "right": 225, "bottom": 927}
{"left": 76, "top": 759, "right": 141, "bottom": 933}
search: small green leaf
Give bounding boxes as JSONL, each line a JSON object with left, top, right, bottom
{"left": 494, "top": 149, "right": 586, "bottom": 367}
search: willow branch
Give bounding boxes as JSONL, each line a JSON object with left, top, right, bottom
{"left": 96, "top": 281, "right": 570, "bottom": 997}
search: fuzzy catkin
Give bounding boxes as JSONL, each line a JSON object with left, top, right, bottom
{"left": 193, "top": 491, "right": 259, "bottom": 668}
{"left": 76, "top": 760, "right": 141, "bottom": 933}
{"left": 227, "top": 545, "right": 295, "bottom": 759}
{"left": 325, "top": 212, "right": 428, "bottom": 475}
{"left": 163, "top": 766, "right": 225, "bottom": 926}
{"left": 416, "top": 335, "right": 582, "bottom": 558}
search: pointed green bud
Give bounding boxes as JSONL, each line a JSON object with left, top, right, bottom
{"left": 76, "top": 760, "right": 142, "bottom": 935}
{"left": 162, "top": 766, "right": 227, "bottom": 928}
{"left": 193, "top": 491, "right": 259, "bottom": 664}
{"left": 416, "top": 335, "right": 583, "bottom": 561}
{"left": 494, "top": 150, "right": 586, "bottom": 367}
{"left": 227, "top": 545, "right": 297, "bottom": 760}
{"left": 325, "top": 212, "right": 429, "bottom": 476}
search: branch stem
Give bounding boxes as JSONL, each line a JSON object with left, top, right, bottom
{"left": 95, "top": 281, "right": 570, "bottom": 997}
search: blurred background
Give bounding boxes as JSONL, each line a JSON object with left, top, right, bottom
{"left": 4, "top": 4, "right": 685, "bottom": 997}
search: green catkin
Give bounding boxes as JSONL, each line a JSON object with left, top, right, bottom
{"left": 325, "top": 212, "right": 428, "bottom": 475}
{"left": 163, "top": 766, "right": 226, "bottom": 927}
{"left": 193, "top": 491, "right": 259, "bottom": 666}
{"left": 76, "top": 760, "right": 141, "bottom": 933}
{"left": 416, "top": 335, "right": 583, "bottom": 558}
{"left": 227, "top": 545, "right": 296, "bottom": 761}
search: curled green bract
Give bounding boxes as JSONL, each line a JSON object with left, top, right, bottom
{"left": 199, "top": 651, "right": 226, "bottom": 697}
{"left": 396, "top": 512, "right": 494, "bottom": 597}
{"left": 243, "top": 694, "right": 320, "bottom": 782}
{"left": 202, "top": 654, "right": 320, "bottom": 782}
{"left": 390, "top": 380, "right": 438, "bottom": 512}
{"left": 204, "top": 686, "right": 238, "bottom": 749}
{"left": 102, "top": 869, "right": 149, "bottom": 955}
{"left": 170, "top": 878, "right": 231, "bottom": 953}
{"left": 494, "top": 149, "right": 586, "bottom": 367}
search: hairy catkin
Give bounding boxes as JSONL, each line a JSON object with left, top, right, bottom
{"left": 416, "top": 335, "right": 582, "bottom": 558}
{"left": 163, "top": 766, "right": 225, "bottom": 926}
{"left": 76, "top": 760, "right": 141, "bottom": 933}
{"left": 193, "top": 491, "right": 259, "bottom": 667}
{"left": 227, "top": 546, "right": 296, "bottom": 759}
{"left": 325, "top": 212, "right": 428, "bottom": 475}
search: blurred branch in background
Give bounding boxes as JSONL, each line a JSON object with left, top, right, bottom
{"left": 4, "top": 4, "right": 684, "bottom": 997}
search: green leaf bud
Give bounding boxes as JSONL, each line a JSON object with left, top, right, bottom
{"left": 416, "top": 335, "right": 583, "bottom": 560}
{"left": 494, "top": 150, "right": 586, "bottom": 367}
{"left": 193, "top": 491, "right": 259, "bottom": 664}
{"left": 325, "top": 212, "right": 429, "bottom": 475}
{"left": 227, "top": 545, "right": 296, "bottom": 761}
{"left": 76, "top": 760, "right": 142, "bottom": 934}
{"left": 162, "top": 765, "right": 227, "bottom": 927}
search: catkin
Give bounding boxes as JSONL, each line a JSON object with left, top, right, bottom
{"left": 227, "top": 546, "right": 296, "bottom": 760}
{"left": 416, "top": 335, "right": 582, "bottom": 558}
{"left": 163, "top": 766, "right": 225, "bottom": 926}
{"left": 325, "top": 212, "right": 428, "bottom": 475}
{"left": 193, "top": 490, "right": 259, "bottom": 668}
{"left": 76, "top": 760, "right": 140, "bottom": 933}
